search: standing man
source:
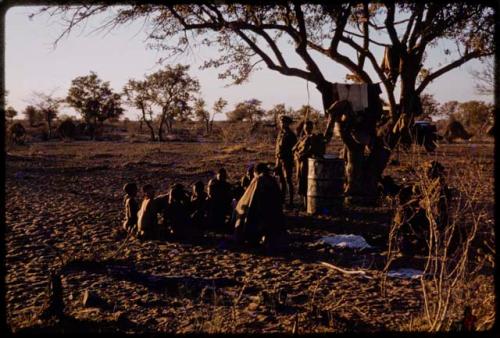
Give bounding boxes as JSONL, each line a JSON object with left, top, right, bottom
{"left": 275, "top": 115, "right": 297, "bottom": 208}
{"left": 293, "top": 116, "right": 335, "bottom": 209}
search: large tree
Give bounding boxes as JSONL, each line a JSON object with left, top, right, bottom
{"left": 30, "top": 91, "right": 61, "bottom": 138}
{"left": 123, "top": 65, "right": 200, "bottom": 141}
{"left": 123, "top": 79, "right": 157, "bottom": 141}
{"left": 226, "top": 99, "right": 265, "bottom": 122}
{"left": 40, "top": 3, "right": 494, "bottom": 202}
{"left": 66, "top": 72, "right": 124, "bottom": 139}
{"left": 210, "top": 97, "right": 228, "bottom": 134}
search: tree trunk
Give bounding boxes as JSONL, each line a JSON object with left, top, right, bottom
{"left": 47, "top": 119, "right": 52, "bottom": 139}
{"left": 158, "top": 121, "right": 164, "bottom": 142}
{"left": 319, "top": 82, "right": 397, "bottom": 205}
{"left": 145, "top": 120, "right": 156, "bottom": 141}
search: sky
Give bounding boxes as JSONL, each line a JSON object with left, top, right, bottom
{"left": 4, "top": 6, "right": 494, "bottom": 120}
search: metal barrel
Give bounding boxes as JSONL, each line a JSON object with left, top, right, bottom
{"left": 306, "top": 155, "right": 344, "bottom": 215}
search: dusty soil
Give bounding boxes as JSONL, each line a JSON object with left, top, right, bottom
{"left": 5, "top": 137, "right": 495, "bottom": 333}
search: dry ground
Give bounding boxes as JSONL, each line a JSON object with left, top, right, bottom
{"left": 4, "top": 135, "right": 495, "bottom": 333}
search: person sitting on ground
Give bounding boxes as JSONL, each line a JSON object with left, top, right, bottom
{"left": 206, "top": 168, "right": 234, "bottom": 233}
{"left": 233, "top": 163, "right": 287, "bottom": 253}
{"left": 190, "top": 181, "right": 208, "bottom": 233}
{"left": 122, "top": 182, "right": 139, "bottom": 235}
{"left": 137, "top": 184, "right": 159, "bottom": 240}
{"left": 166, "top": 183, "right": 194, "bottom": 240}
{"left": 292, "top": 118, "right": 334, "bottom": 209}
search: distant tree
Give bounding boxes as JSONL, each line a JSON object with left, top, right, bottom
{"left": 210, "top": 97, "right": 227, "bottom": 133}
{"left": 146, "top": 65, "right": 200, "bottom": 140}
{"left": 455, "top": 100, "right": 493, "bottom": 132}
{"left": 66, "top": 72, "right": 124, "bottom": 139}
{"left": 31, "top": 91, "right": 61, "bottom": 138}
{"left": 123, "top": 79, "right": 156, "bottom": 141}
{"left": 193, "top": 98, "right": 210, "bottom": 133}
{"left": 123, "top": 65, "right": 199, "bottom": 141}
{"left": 420, "top": 93, "right": 440, "bottom": 121}
{"left": 5, "top": 106, "right": 17, "bottom": 123}
{"left": 23, "top": 105, "right": 43, "bottom": 127}
{"left": 265, "top": 104, "right": 289, "bottom": 124}
{"left": 291, "top": 104, "right": 321, "bottom": 122}
{"left": 226, "top": 99, "right": 265, "bottom": 122}
{"left": 438, "top": 101, "right": 460, "bottom": 121}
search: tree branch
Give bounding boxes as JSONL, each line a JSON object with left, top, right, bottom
{"left": 416, "top": 50, "right": 483, "bottom": 94}
{"left": 307, "top": 41, "right": 373, "bottom": 84}
{"left": 234, "top": 29, "right": 316, "bottom": 83}
{"left": 401, "top": 10, "right": 417, "bottom": 46}
{"left": 343, "top": 30, "right": 390, "bottom": 47}
{"left": 292, "top": 2, "right": 326, "bottom": 82}
{"left": 383, "top": 2, "right": 402, "bottom": 50}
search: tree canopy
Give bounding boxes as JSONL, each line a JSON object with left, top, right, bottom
{"left": 226, "top": 99, "right": 265, "bottom": 122}
{"left": 66, "top": 72, "right": 124, "bottom": 139}
{"left": 123, "top": 64, "right": 200, "bottom": 141}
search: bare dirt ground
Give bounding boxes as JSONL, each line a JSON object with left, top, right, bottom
{"left": 4, "top": 136, "right": 495, "bottom": 333}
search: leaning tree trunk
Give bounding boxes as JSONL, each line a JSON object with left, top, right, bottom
{"left": 145, "top": 119, "right": 156, "bottom": 141}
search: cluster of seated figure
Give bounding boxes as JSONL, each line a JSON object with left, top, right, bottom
{"left": 122, "top": 163, "right": 287, "bottom": 252}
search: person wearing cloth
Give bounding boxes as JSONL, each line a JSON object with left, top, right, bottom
{"left": 233, "top": 163, "right": 287, "bottom": 253}
{"left": 275, "top": 115, "right": 297, "bottom": 208}
{"left": 206, "top": 168, "right": 234, "bottom": 233}
{"left": 166, "top": 183, "right": 194, "bottom": 240}
{"left": 292, "top": 116, "right": 335, "bottom": 208}
{"left": 190, "top": 181, "right": 208, "bottom": 232}
{"left": 137, "top": 184, "right": 159, "bottom": 240}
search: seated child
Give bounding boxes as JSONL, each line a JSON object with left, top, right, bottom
{"left": 167, "top": 183, "right": 194, "bottom": 239}
{"left": 137, "top": 184, "right": 159, "bottom": 240}
{"left": 122, "top": 182, "right": 139, "bottom": 235}
{"left": 190, "top": 181, "right": 208, "bottom": 232}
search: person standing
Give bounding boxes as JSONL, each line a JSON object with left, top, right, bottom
{"left": 293, "top": 116, "right": 334, "bottom": 209}
{"left": 275, "top": 115, "right": 297, "bottom": 208}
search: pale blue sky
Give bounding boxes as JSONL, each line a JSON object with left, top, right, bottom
{"left": 5, "top": 6, "right": 493, "bottom": 120}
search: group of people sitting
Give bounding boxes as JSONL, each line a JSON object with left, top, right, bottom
{"left": 121, "top": 163, "right": 287, "bottom": 252}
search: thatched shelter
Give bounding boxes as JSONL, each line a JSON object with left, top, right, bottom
{"left": 443, "top": 120, "right": 473, "bottom": 143}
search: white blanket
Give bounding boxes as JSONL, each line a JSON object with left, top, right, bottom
{"left": 319, "top": 234, "right": 373, "bottom": 250}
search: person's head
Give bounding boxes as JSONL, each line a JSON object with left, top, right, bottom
{"left": 192, "top": 181, "right": 205, "bottom": 196}
{"left": 279, "top": 115, "right": 293, "bottom": 130}
{"left": 123, "top": 182, "right": 138, "bottom": 197}
{"left": 254, "top": 163, "right": 269, "bottom": 176}
{"left": 142, "top": 184, "right": 155, "bottom": 199}
{"left": 246, "top": 164, "right": 255, "bottom": 177}
{"left": 217, "top": 168, "right": 227, "bottom": 182}
{"left": 303, "top": 120, "right": 314, "bottom": 135}
{"left": 170, "top": 183, "right": 185, "bottom": 202}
